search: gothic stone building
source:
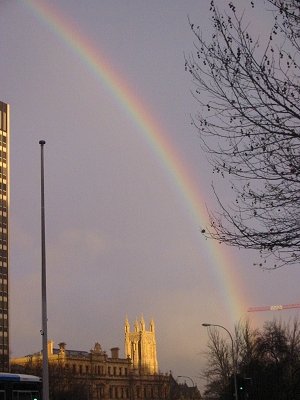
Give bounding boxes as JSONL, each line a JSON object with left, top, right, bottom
{"left": 125, "top": 317, "right": 158, "bottom": 375}
{"left": 11, "top": 317, "right": 170, "bottom": 400}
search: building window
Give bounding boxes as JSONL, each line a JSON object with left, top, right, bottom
{"left": 2, "top": 113, "right": 6, "bottom": 133}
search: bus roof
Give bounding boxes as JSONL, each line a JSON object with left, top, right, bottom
{"left": 0, "top": 373, "right": 41, "bottom": 383}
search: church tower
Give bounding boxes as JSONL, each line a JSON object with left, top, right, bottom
{"left": 124, "top": 316, "right": 158, "bottom": 374}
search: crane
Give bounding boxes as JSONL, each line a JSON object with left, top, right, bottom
{"left": 248, "top": 303, "right": 300, "bottom": 312}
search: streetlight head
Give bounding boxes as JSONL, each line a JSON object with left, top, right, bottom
{"left": 202, "top": 323, "right": 211, "bottom": 327}
{"left": 39, "top": 140, "right": 46, "bottom": 145}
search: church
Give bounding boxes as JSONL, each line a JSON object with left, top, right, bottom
{"left": 11, "top": 317, "right": 172, "bottom": 400}
{"left": 125, "top": 316, "right": 158, "bottom": 375}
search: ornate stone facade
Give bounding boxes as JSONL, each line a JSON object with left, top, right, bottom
{"left": 11, "top": 318, "right": 170, "bottom": 400}
{"left": 125, "top": 317, "right": 158, "bottom": 375}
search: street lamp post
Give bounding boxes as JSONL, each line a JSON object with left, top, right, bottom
{"left": 178, "top": 375, "right": 195, "bottom": 387}
{"left": 202, "top": 323, "right": 238, "bottom": 400}
{"left": 178, "top": 375, "right": 195, "bottom": 400}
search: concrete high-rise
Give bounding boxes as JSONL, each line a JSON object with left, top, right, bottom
{"left": 0, "top": 101, "right": 9, "bottom": 371}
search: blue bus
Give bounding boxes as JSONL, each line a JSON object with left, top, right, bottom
{"left": 0, "top": 373, "right": 42, "bottom": 400}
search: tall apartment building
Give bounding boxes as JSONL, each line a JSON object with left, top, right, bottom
{"left": 0, "top": 101, "right": 9, "bottom": 371}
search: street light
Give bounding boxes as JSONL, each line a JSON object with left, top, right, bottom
{"left": 178, "top": 375, "right": 195, "bottom": 387}
{"left": 202, "top": 323, "right": 238, "bottom": 400}
{"left": 177, "top": 375, "right": 195, "bottom": 387}
{"left": 178, "top": 375, "right": 195, "bottom": 400}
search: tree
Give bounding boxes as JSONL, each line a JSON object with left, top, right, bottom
{"left": 11, "top": 360, "right": 90, "bottom": 400}
{"left": 186, "top": 0, "right": 300, "bottom": 268}
{"left": 201, "top": 328, "right": 232, "bottom": 399}
{"left": 202, "top": 319, "right": 300, "bottom": 399}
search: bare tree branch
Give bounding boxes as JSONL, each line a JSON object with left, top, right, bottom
{"left": 187, "top": 0, "right": 300, "bottom": 268}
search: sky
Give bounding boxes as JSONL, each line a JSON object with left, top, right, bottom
{"left": 1, "top": 0, "right": 300, "bottom": 390}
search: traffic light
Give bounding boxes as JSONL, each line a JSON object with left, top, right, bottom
{"left": 237, "top": 375, "right": 244, "bottom": 397}
{"left": 236, "top": 375, "right": 251, "bottom": 400}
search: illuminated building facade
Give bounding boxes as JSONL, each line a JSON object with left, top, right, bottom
{"left": 0, "top": 101, "right": 9, "bottom": 371}
{"left": 125, "top": 317, "right": 158, "bottom": 375}
{"left": 11, "top": 319, "right": 171, "bottom": 400}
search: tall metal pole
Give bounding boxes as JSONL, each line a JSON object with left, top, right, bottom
{"left": 40, "top": 140, "right": 49, "bottom": 400}
{"left": 202, "top": 323, "right": 238, "bottom": 400}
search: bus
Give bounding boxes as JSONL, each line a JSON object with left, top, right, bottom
{"left": 0, "top": 373, "right": 42, "bottom": 400}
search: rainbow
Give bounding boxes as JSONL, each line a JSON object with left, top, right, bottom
{"left": 24, "top": 0, "right": 249, "bottom": 323}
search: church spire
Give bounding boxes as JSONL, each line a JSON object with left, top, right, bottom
{"left": 140, "top": 315, "right": 145, "bottom": 331}
{"left": 134, "top": 318, "right": 139, "bottom": 332}
{"left": 149, "top": 318, "right": 155, "bottom": 332}
{"left": 124, "top": 316, "right": 130, "bottom": 333}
